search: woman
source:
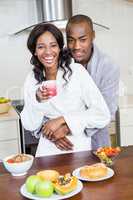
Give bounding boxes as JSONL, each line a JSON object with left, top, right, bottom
{"left": 21, "top": 23, "right": 110, "bottom": 157}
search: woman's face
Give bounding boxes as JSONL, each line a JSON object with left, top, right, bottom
{"left": 35, "top": 31, "right": 60, "bottom": 70}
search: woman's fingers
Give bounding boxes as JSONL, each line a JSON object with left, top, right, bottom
{"left": 38, "top": 86, "right": 49, "bottom": 100}
{"left": 41, "top": 88, "right": 49, "bottom": 99}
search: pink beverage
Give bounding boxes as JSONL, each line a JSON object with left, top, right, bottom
{"left": 41, "top": 80, "right": 57, "bottom": 98}
{"left": 46, "top": 81, "right": 57, "bottom": 97}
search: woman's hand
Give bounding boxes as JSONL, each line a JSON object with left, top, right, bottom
{"left": 36, "top": 86, "right": 49, "bottom": 102}
{"left": 42, "top": 117, "right": 65, "bottom": 139}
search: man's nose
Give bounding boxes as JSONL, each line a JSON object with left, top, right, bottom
{"left": 74, "top": 40, "right": 80, "bottom": 49}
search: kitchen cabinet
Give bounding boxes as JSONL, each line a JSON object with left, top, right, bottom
{"left": 119, "top": 96, "right": 133, "bottom": 146}
{"left": 0, "top": 106, "right": 21, "bottom": 159}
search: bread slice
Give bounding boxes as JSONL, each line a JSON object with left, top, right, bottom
{"left": 80, "top": 163, "right": 108, "bottom": 179}
{"left": 37, "top": 170, "right": 59, "bottom": 182}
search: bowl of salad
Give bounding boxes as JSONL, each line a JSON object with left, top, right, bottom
{"left": 94, "top": 147, "right": 121, "bottom": 166}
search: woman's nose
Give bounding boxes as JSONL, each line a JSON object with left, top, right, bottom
{"left": 44, "top": 47, "right": 51, "bottom": 54}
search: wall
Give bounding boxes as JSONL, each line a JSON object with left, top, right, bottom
{"left": 0, "top": 0, "right": 37, "bottom": 99}
{"left": 73, "top": 0, "right": 133, "bottom": 96}
{"left": 0, "top": 0, "right": 133, "bottom": 99}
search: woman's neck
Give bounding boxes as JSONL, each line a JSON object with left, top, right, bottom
{"left": 44, "top": 68, "right": 57, "bottom": 80}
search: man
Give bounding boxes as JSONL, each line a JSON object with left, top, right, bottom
{"left": 66, "top": 14, "right": 120, "bottom": 149}
{"left": 38, "top": 14, "right": 119, "bottom": 151}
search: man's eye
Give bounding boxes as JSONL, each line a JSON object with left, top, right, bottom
{"left": 80, "top": 38, "right": 86, "bottom": 42}
{"left": 68, "top": 39, "right": 74, "bottom": 43}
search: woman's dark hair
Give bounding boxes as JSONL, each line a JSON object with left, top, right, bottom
{"left": 27, "top": 23, "right": 72, "bottom": 83}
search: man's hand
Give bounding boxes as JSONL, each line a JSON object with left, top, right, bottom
{"left": 42, "top": 123, "right": 74, "bottom": 150}
{"left": 51, "top": 125, "right": 73, "bottom": 151}
{"left": 42, "top": 117, "right": 65, "bottom": 139}
{"left": 55, "top": 137, "right": 73, "bottom": 151}
{"left": 42, "top": 121, "right": 74, "bottom": 150}
{"left": 48, "top": 124, "right": 70, "bottom": 141}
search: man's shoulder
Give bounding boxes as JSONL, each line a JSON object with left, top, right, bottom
{"left": 93, "top": 45, "right": 119, "bottom": 72}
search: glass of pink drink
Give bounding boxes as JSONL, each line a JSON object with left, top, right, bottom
{"left": 41, "top": 80, "right": 57, "bottom": 98}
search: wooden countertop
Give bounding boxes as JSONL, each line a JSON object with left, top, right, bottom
{"left": 0, "top": 106, "right": 19, "bottom": 121}
{"left": 0, "top": 146, "right": 133, "bottom": 200}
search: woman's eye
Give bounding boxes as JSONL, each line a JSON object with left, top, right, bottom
{"left": 36, "top": 45, "right": 44, "bottom": 49}
{"left": 51, "top": 44, "right": 57, "bottom": 48}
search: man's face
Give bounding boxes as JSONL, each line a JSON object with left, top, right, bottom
{"left": 67, "top": 22, "right": 95, "bottom": 66}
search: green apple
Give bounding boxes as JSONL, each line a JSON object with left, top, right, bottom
{"left": 35, "top": 180, "right": 54, "bottom": 197}
{"left": 25, "top": 175, "right": 41, "bottom": 193}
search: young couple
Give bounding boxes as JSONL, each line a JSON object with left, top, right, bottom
{"left": 21, "top": 14, "right": 119, "bottom": 157}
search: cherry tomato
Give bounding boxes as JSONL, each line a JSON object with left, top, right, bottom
{"left": 7, "top": 159, "right": 14, "bottom": 163}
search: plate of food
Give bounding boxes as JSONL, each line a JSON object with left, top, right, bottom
{"left": 72, "top": 163, "right": 114, "bottom": 182}
{"left": 92, "top": 147, "right": 121, "bottom": 166}
{"left": 20, "top": 170, "right": 83, "bottom": 200}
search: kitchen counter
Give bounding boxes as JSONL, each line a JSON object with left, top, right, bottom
{"left": 0, "top": 106, "right": 19, "bottom": 121}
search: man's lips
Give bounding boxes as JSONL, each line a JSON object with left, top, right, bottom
{"left": 72, "top": 52, "right": 83, "bottom": 58}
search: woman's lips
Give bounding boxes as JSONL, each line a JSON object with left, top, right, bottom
{"left": 42, "top": 56, "right": 54, "bottom": 64}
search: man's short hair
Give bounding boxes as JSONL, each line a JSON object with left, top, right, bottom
{"left": 66, "top": 14, "right": 93, "bottom": 34}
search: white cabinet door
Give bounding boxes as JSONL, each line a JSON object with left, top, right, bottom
{"left": 0, "top": 140, "right": 20, "bottom": 159}
{"left": 120, "top": 108, "right": 133, "bottom": 126}
{"left": 120, "top": 126, "right": 133, "bottom": 146}
{"left": 0, "top": 107, "right": 21, "bottom": 157}
{"left": 0, "top": 121, "right": 18, "bottom": 141}
{"left": 119, "top": 107, "right": 133, "bottom": 146}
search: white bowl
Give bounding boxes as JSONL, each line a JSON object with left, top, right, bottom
{"left": 3, "top": 154, "right": 34, "bottom": 176}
